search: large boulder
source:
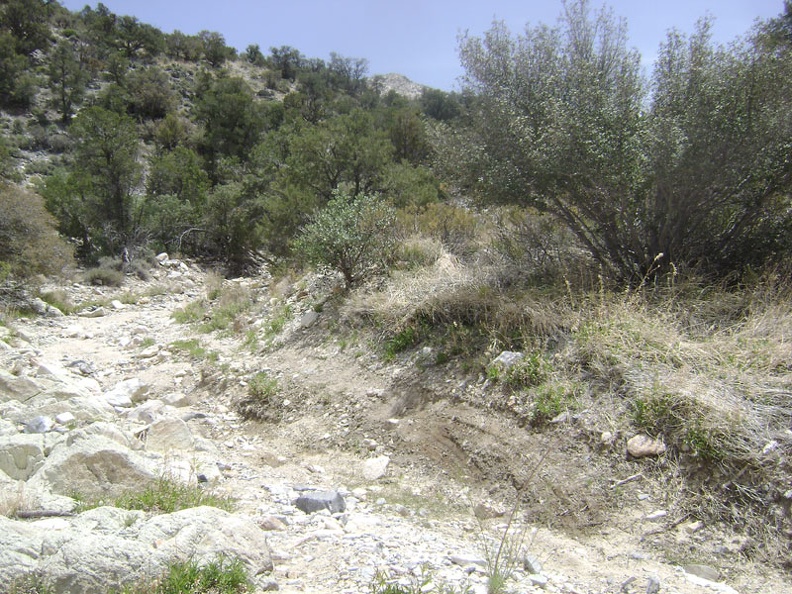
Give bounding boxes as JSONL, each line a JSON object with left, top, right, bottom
{"left": 144, "top": 417, "right": 195, "bottom": 453}
{"left": 0, "top": 434, "right": 47, "bottom": 480}
{"left": 27, "top": 435, "right": 160, "bottom": 499}
{"left": 0, "top": 506, "right": 274, "bottom": 594}
{"left": 0, "top": 369, "right": 40, "bottom": 403}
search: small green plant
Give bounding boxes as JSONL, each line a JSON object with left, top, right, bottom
{"left": 169, "top": 338, "right": 219, "bottom": 362}
{"left": 113, "top": 478, "right": 234, "bottom": 514}
{"left": 116, "top": 556, "right": 251, "bottom": 594}
{"left": 247, "top": 371, "right": 279, "bottom": 403}
{"left": 139, "top": 337, "right": 156, "bottom": 349}
{"left": 488, "top": 352, "right": 550, "bottom": 390}
{"left": 384, "top": 325, "right": 420, "bottom": 359}
{"left": 263, "top": 304, "right": 292, "bottom": 341}
{"left": 172, "top": 300, "right": 207, "bottom": 324}
{"left": 369, "top": 565, "right": 471, "bottom": 594}
{"left": 38, "top": 289, "right": 74, "bottom": 314}
{"left": 531, "top": 382, "right": 579, "bottom": 424}
{"left": 7, "top": 572, "right": 54, "bottom": 594}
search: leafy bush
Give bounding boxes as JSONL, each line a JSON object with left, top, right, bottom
{"left": 399, "top": 202, "right": 478, "bottom": 258}
{"left": 82, "top": 264, "right": 124, "bottom": 287}
{"left": 0, "top": 184, "right": 74, "bottom": 278}
{"left": 293, "top": 190, "right": 396, "bottom": 288}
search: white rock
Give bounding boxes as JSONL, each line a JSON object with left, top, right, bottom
{"left": 144, "top": 417, "right": 194, "bottom": 453}
{"left": 0, "top": 434, "right": 46, "bottom": 480}
{"left": 55, "top": 412, "right": 76, "bottom": 425}
{"left": 627, "top": 434, "right": 666, "bottom": 458}
{"left": 27, "top": 435, "right": 159, "bottom": 500}
{"left": 362, "top": 455, "right": 390, "bottom": 481}
{"left": 103, "top": 378, "right": 150, "bottom": 408}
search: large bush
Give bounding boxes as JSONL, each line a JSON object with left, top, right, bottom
{"left": 0, "top": 184, "right": 73, "bottom": 277}
{"left": 293, "top": 191, "right": 396, "bottom": 287}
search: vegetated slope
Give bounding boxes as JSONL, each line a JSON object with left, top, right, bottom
{"left": 5, "top": 258, "right": 791, "bottom": 593}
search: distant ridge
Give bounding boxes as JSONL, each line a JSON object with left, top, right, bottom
{"left": 369, "top": 73, "right": 427, "bottom": 100}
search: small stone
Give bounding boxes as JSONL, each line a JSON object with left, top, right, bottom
{"left": 528, "top": 574, "right": 549, "bottom": 587}
{"left": 137, "top": 344, "right": 160, "bottom": 359}
{"left": 683, "top": 563, "right": 720, "bottom": 582}
{"left": 259, "top": 515, "right": 288, "bottom": 531}
{"left": 295, "top": 490, "right": 346, "bottom": 514}
{"left": 646, "top": 576, "right": 661, "bottom": 594}
{"left": 490, "top": 351, "right": 524, "bottom": 368}
{"left": 299, "top": 310, "right": 319, "bottom": 328}
{"left": 24, "top": 416, "right": 54, "bottom": 434}
{"left": 448, "top": 554, "right": 486, "bottom": 567}
{"left": 683, "top": 520, "right": 704, "bottom": 534}
{"left": 361, "top": 438, "right": 378, "bottom": 451}
{"left": 110, "top": 300, "right": 126, "bottom": 310}
{"left": 362, "top": 455, "right": 390, "bottom": 481}
{"left": 523, "top": 553, "right": 543, "bottom": 574}
{"left": 627, "top": 434, "right": 666, "bottom": 458}
{"left": 473, "top": 502, "right": 505, "bottom": 520}
{"left": 644, "top": 510, "right": 668, "bottom": 521}
{"left": 55, "top": 412, "right": 76, "bottom": 425}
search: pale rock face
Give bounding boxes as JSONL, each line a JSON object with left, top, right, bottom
{"left": 0, "top": 434, "right": 47, "bottom": 480}
{"left": 0, "top": 506, "right": 273, "bottom": 594}
{"left": 144, "top": 417, "right": 195, "bottom": 453}
{"left": 27, "top": 435, "right": 160, "bottom": 499}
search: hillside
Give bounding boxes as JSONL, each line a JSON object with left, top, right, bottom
{"left": 1, "top": 1, "right": 792, "bottom": 593}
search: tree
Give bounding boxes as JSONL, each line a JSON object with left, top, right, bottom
{"left": 457, "top": 0, "right": 646, "bottom": 280}
{"left": 644, "top": 19, "right": 792, "bottom": 272}
{"left": 48, "top": 38, "right": 90, "bottom": 123}
{"left": 0, "top": 0, "right": 52, "bottom": 55}
{"left": 243, "top": 43, "right": 266, "bottom": 66}
{"left": 69, "top": 106, "right": 142, "bottom": 254}
{"left": 455, "top": 0, "right": 792, "bottom": 280}
{"left": 115, "top": 15, "right": 164, "bottom": 60}
{"left": 199, "top": 30, "right": 234, "bottom": 67}
{"left": 0, "top": 30, "right": 34, "bottom": 108}
{"left": 328, "top": 52, "right": 368, "bottom": 95}
{"left": 192, "top": 75, "right": 265, "bottom": 181}
{"left": 283, "top": 109, "right": 394, "bottom": 200}
{"left": 165, "top": 30, "right": 202, "bottom": 62}
{"left": 269, "top": 45, "right": 303, "bottom": 80}
{"left": 293, "top": 191, "right": 396, "bottom": 288}
{"left": 125, "top": 65, "right": 175, "bottom": 119}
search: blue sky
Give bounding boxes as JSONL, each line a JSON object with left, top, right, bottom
{"left": 58, "top": 1, "right": 784, "bottom": 90}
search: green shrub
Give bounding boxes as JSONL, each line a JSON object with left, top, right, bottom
{"left": 293, "top": 190, "right": 396, "bottom": 288}
{"left": 0, "top": 184, "right": 74, "bottom": 278}
{"left": 117, "top": 557, "right": 251, "bottom": 594}
{"left": 236, "top": 371, "right": 282, "bottom": 422}
{"left": 247, "top": 371, "right": 279, "bottom": 402}
{"left": 82, "top": 265, "right": 124, "bottom": 287}
{"left": 113, "top": 478, "right": 234, "bottom": 513}
{"left": 169, "top": 338, "right": 219, "bottom": 362}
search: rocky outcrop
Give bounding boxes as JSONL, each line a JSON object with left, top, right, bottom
{"left": 0, "top": 506, "right": 273, "bottom": 594}
{"left": 0, "top": 322, "right": 275, "bottom": 592}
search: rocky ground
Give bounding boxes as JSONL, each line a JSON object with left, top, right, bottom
{"left": 0, "top": 259, "right": 789, "bottom": 594}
